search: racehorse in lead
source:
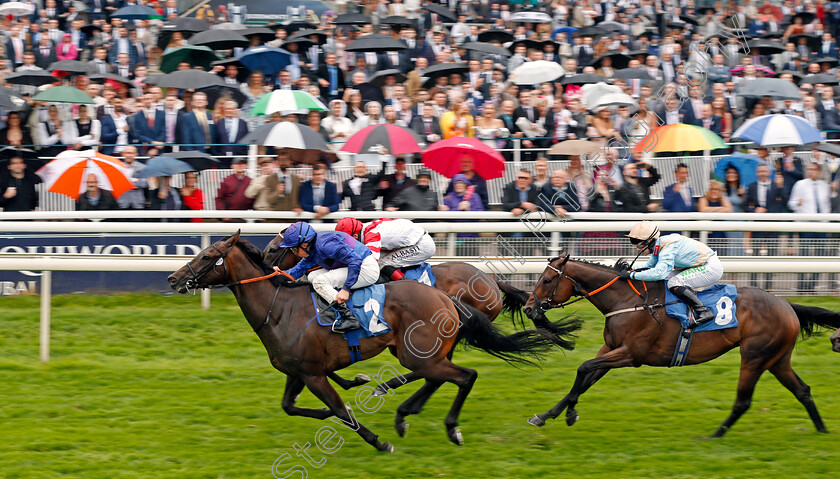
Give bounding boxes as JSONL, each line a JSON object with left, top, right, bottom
{"left": 523, "top": 252, "right": 840, "bottom": 438}
{"left": 168, "top": 233, "right": 581, "bottom": 451}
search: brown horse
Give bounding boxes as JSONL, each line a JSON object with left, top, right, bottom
{"left": 168, "top": 233, "right": 580, "bottom": 451}
{"left": 522, "top": 253, "right": 840, "bottom": 437}
{"left": 263, "top": 234, "right": 556, "bottom": 395}
{"left": 832, "top": 329, "right": 840, "bottom": 353}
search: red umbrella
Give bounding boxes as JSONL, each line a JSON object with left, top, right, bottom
{"left": 341, "top": 124, "right": 422, "bottom": 156}
{"left": 422, "top": 137, "right": 505, "bottom": 179}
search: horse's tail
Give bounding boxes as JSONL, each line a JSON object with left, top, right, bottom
{"left": 497, "top": 281, "right": 529, "bottom": 329}
{"left": 451, "top": 298, "right": 579, "bottom": 366}
{"left": 788, "top": 302, "right": 840, "bottom": 338}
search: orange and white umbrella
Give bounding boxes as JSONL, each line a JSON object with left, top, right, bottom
{"left": 35, "top": 150, "right": 135, "bottom": 199}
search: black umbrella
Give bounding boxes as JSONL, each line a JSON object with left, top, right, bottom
{"left": 477, "top": 30, "right": 513, "bottom": 44}
{"left": 0, "top": 149, "right": 42, "bottom": 169}
{"left": 354, "top": 82, "right": 386, "bottom": 105}
{"left": 381, "top": 15, "right": 414, "bottom": 27}
{"left": 679, "top": 15, "right": 700, "bottom": 25}
{"left": 561, "top": 73, "right": 609, "bottom": 85}
{"left": 189, "top": 29, "right": 250, "bottom": 50}
{"left": 462, "top": 42, "right": 511, "bottom": 57}
{"left": 242, "top": 27, "right": 276, "bottom": 42}
{"left": 597, "top": 21, "right": 624, "bottom": 32}
{"left": 789, "top": 33, "right": 820, "bottom": 52}
{"left": 89, "top": 73, "right": 134, "bottom": 85}
{"left": 761, "top": 31, "right": 785, "bottom": 39}
{"left": 345, "top": 34, "right": 408, "bottom": 52}
{"left": 511, "top": 39, "right": 542, "bottom": 51}
{"left": 48, "top": 59, "right": 93, "bottom": 74}
{"left": 574, "top": 25, "right": 608, "bottom": 37}
{"left": 775, "top": 70, "right": 805, "bottom": 84}
{"left": 332, "top": 13, "right": 372, "bottom": 25}
{"left": 212, "top": 58, "right": 248, "bottom": 82}
{"left": 612, "top": 68, "right": 654, "bottom": 81}
{"left": 423, "top": 4, "right": 457, "bottom": 22}
{"left": 423, "top": 62, "right": 469, "bottom": 79}
{"left": 589, "top": 53, "right": 631, "bottom": 69}
{"left": 281, "top": 38, "right": 317, "bottom": 50}
{"left": 198, "top": 84, "right": 248, "bottom": 108}
{"left": 0, "top": 87, "right": 28, "bottom": 111}
{"left": 814, "top": 56, "right": 839, "bottom": 67}
{"left": 283, "top": 21, "right": 318, "bottom": 35}
{"left": 637, "top": 29, "right": 658, "bottom": 40}
{"left": 743, "top": 39, "right": 785, "bottom": 55}
{"left": 792, "top": 11, "right": 817, "bottom": 24}
{"left": 5, "top": 70, "right": 57, "bottom": 86}
{"left": 80, "top": 24, "right": 102, "bottom": 36}
{"left": 369, "top": 69, "right": 407, "bottom": 86}
{"left": 161, "top": 17, "right": 210, "bottom": 34}
{"left": 801, "top": 73, "right": 840, "bottom": 85}
{"left": 813, "top": 143, "right": 840, "bottom": 157}
{"left": 287, "top": 29, "right": 328, "bottom": 45}
{"left": 153, "top": 69, "right": 227, "bottom": 90}
{"left": 162, "top": 150, "right": 221, "bottom": 171}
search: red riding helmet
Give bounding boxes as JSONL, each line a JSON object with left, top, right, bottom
{"left": 336, "top": 217, "right": 364, "bottom": 239}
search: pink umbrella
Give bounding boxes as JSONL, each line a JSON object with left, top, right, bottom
{"left": 422, "top": 136, "right": 506, "bottom": 179}
{"left": 340, "top": 124, "right": 422, "bottom": 156}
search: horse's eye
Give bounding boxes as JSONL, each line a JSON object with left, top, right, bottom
{"left": 543, "top": 279, "right": 552, "bottom": 284}
{"left": 202, "top": 255, "right": 211, "bottom": 261}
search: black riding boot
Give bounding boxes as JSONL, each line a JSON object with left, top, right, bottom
{"left": 331, "top": 301, "right": 361, "bottom": 333}
{"left": 670, "top": 286, "right": 715, "bottom": 328}
{"left": 381, "top": 265, "right": 404, "bottom": 281}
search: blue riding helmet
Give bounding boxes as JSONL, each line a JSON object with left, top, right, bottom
{"left": 278, "top": 222, "right": 317, "bottom": 249}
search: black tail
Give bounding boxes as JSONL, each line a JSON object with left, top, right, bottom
{"left": 451, "top": 298, "right": 578, "bottom": 366}
{"left": 788, "top": 302, "right": 840, "bottom": 338}
{"left": 497, "top": 281, "right": 530, "bottom": 329}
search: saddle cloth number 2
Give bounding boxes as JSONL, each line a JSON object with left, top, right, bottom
{"left": 363, "top": 298, "right": 389, "bottom": 333}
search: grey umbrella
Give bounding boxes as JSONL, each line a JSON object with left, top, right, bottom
{"left": 345, "top": 34, "right": 408, "bottom": 52}
{"left": 738, "top": 78, "right": 803, "bottom": 100}
{"left": 189, "top": 29, "right": 249, "bottom": 50}
{"left": 48, "top": 60, "right": 94, "bottom": 74}
{"left": 152, "top": 70, "right": 226, "bottom": 90}
{"left": 463, "top": 42, "right": 512, "bottom": 57}
{"left": 801, "top": 73, "right": 840, "bottom": 85}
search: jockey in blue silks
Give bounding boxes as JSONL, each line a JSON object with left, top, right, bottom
{"left": 277, "top": 221, "right": 380, "bottom": 333}
{"left": 618, "top": 220, "right": 723, "bottom": 328}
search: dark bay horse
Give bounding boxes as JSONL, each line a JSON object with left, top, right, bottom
{"left": 263, "top": 234, "right": 557, "bottom": 396}
{"left": 168, "top": 233, "right": 580, "bottom": 451}
{"left": 522, "top": 253, "right": 840, "bottom": 438}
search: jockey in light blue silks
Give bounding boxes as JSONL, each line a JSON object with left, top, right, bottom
{"left": 618, "top": 221, "right": 724, "bottom": 328}
{"left": 277, "top": 221, "right": 380, "bottom": 333}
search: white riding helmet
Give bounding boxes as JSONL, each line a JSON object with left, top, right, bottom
{"left": 626, "top": 220, "right": 660, "bottom": 249}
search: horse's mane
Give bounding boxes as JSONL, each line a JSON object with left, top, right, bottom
{"left": 221, "top": 235, "right": 281, "bottom": 287}
{"left": 551, "top": 254, "right": 632, "bottom": 272}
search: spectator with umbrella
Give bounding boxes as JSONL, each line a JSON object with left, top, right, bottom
{"left": 76, "top": 172, "right": 118, "bottom": 211}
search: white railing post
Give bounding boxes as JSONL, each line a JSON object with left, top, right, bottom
{"left": 201, "top": 233, "right": 211, "bottom": 310}
{"left": 40, "top": 270, "right": 51, "bottom": 363}
{"left": 513, "top": 139, "right": 521, "bottom": 169}
{"left": 447, "top": 232, "right": 456, "bottom": 257}
{"left": 549, "top": 231, "right": 561, "bottom": 257}
{"left": 247, "top": 144, "right": 258, "bottom": 178}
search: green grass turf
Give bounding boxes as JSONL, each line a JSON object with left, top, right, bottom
{"left": 1, "top": 293, "right": 839, "bottom": 479}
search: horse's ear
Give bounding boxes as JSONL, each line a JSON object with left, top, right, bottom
{"left": 560, "top": 252, "right": 571, "bottom": 265}
{"left": 229, "top": 230, "right": 241, "bottom": 245}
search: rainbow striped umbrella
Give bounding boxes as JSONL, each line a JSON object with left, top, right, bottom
{"left": 633, "top": 123, "right": 726, "bottom": 153}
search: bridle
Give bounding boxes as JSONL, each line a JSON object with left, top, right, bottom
{"left": 532, "top": 255, "right": 621, "bottom": 316}
{"left": 183, "top": 242, "right": 280, "bottom": 292}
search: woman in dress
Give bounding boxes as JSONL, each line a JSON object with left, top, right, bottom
{"left": 591, "top": 106, "right": 622, "bottom": 141}
{"left": 711, "top": 96, "right": 733, "bottom": 141}
{"left": 178, "top": 171, "right": 204, "bottom": 223}
{"left": 240, "top": 71, "right": 270, "bottom": 132}
{"left": 345, "top": 90, "right": 365, "bottom": 123}
{"left": 474, "top": 102, "right": 508, "bottom": 148}
{"left": 0, "top": 111, "right": 33, "bottom": 152}
{"left": 723, "top": 165, "right": 746, "bottom": 254}
{"left": 56, "top": 33, "right": 78, "bottom": 60}
{"left": 440, "top": 100, "right": 475, "bottom": 139}
{"left": 354, "top": 101, "right": 385, "bottom": 130}
{"left": 163, "top": 31, "right": 187, "bottom": 53}
{"left": 697, "top": 179, "right": 733, "bottom": 245}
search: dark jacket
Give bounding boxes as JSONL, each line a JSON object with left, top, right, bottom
{"left": 386, "top": 184, "right": 439, "bottom": 212}
{"left": 445, "top": 172, "right": 489, "bottom": 210}
{"left": 179, "top": 110, "right": 216, "bottom": 153}
{"left": 316, "top": 63, "right": 346, "bottom": 98}
{"left": 745, "top": 181, "right": 788, "bottom": 213}
{"left": 0, "top": 172, "right": 41, "bottom": 211}
{"left": 214, "top": 117, "right": 249, "bottom": 159}
{"left": 501, "top": 181, "right": 540, "bottom": 212}
{"left": 214, "top": 173, "right": 253, "bottom": 211}
{"left": 539, "top": 182, "right": 580, "bottom": 214}
{"left": 341, "top": 162, "right": 387, "bottom": 211}
{"left": 378, "top": 172, "right": 416, "bottom": 206}
{"left": 75, "top": 189, "right": 118, "bottom": 210}
{"left": 615, "top": 180, "right": 652, "bottom": 213}
{"left": 300, "top": 180, "right": 340, "bottom": 213}
{"left": 662, "top": 183, "right": 695, "bottom": 212}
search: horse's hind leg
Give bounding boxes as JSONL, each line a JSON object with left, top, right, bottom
{"left": 302, "top": 375, "right": 394, "bottom": 452}
{"left": 394, "top": 379, "right": 444, "bottom": 437}
{"left": 282, "top": 375, "right": 333, "bottom": 420}
{"left": 710, "top": 357, "right": 768, "bottom": 438}
{"left": 769, "top": 358, "right": 828, "bottom": 433}
{"left": 327, "top": 372, "right": 372, "bottom": 390}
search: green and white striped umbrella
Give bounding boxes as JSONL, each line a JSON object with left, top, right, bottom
{"left": 241, "top": 121, "right": 329, "bottom": 150}
{"left": 250, "top": 90, "right": 327, "bottom": 116}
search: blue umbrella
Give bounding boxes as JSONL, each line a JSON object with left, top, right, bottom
{"left": 714, "top": 153, "right": 774, "bottom": 187}
{"left": 136, "top": 156, "right": 195, "bottom": 178}
{"left": 553, "top": 26, "right": 578, "bottom": 38}
{"left": 732, "top": 114, "right": 823, "bottom": 146}
{"left": 110, "top": 5, "right": 161, "bottom": 19}
{"left": 237, "top": 46, "right": 292, "bottom": 75}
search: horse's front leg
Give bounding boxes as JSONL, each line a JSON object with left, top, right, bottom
{"left": 282, "top": 375, "right": 333, "bottom": 420}
{"left": 529, "top": 345, "right": 632, "bottom": 427}
{"left": 327, "top": 372, "right": 373, "bottom": 390}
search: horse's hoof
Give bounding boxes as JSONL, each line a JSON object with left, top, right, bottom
{"left": 528, "top": 414, "right": 546, "bottom": 427}
{"left": 448, "top": 427, "right": 464, "bottom": 446}
{"left": 355, "top": 374, "right": 372, "bottom": 384}
{"left": 373, "top": 384, "right": 390, "bottom": 397}
{"left": 380, "top": 442, "right": 395, "bottom": 453}
{"left": 566, "top": 410, "right": 579, "bottom": 427}
{"left": 395, "top": 419, "right": 409, "bottom": 437}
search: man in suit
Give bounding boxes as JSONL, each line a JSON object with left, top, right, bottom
{"left": 379, "top": 49, "right": 411, "bottom": 74}
{"left": 179, "top": 92, "right": 215, "bottom": 153}
{"left": 108, "top": 27, "right": 137, "bottom": 68}
{"left": 299, "top": 164, "right": 340, "bottom": 219}
{"left": 128, "top": 93, "right": 158, "bottom": 154}
{"left": 113, "top": 53, "right": 133, "bottom": 79}
{"left": 214, "top": 100, "right": 249, "bottom": 164}
{"left": 245, "top": 154, "right": 303, "bottom": 213}
{"left": 316, "top": 52, "right": 345, "bottom": 101}
{"left": 421, "top": 28, "right": 449, "bottom": 63}
{"left": 342, "top": 160, "right": 387, "bottom": 211}
{"left": 87, "top": 0, "right": 106, "bottom": 20}
{"left": 502, "top": 169, "right": 540, "bottom": 216}
{"left": 89, "top": 46, "right": 111, "bottom": 74}
{"left": 33, "top": 36, "right": 57, "bottom": 69}
{"left": 574, "top": 37, "right": 595, "bottom": 68}
{"left": 400, "top": 27, "right": 423, "bottom": 64}
{"left": 513, "top": 90, "right": 540, "bottom": 161}
{"left": 67, "top": 19, "right": 88, "bottom": 57}
{"left": 6, "top": 25, "right": 27, "bottom": 68}
{"left": 128, "top": 27, "right": 147, "bottom": 68}
{"left": 153, "top": 94, "right": 182, "bottom": 152}
{"left": 410, "top": 102, "right": 442, "bottom": 144}
{"left": 698, "top": 104, "right": 723, "bottom": 134}
{"left": 662, "top": 163, "right": 695, "bottom": 212}
{"left": 819, "top": 33, "right": 839, "bottom": 58}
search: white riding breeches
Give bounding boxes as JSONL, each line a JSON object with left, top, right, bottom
{"left": 378, "top": 233, "right": 436, "bottom": 268}
{"left": 308, "top": 255, "right": 380, "bottom": 303}
{"left": 665, "top": 254, "right": 724, "bottom": 290}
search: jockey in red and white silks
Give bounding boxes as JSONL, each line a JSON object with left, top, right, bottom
{"left": 336, "top": 217, "right": 437, "bottom": 280}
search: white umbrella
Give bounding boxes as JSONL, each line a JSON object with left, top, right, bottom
{"left": 0, "top": 1, "right": 34, "bottom": 16}
{"left": 251, "top": 90, "right": 327, "bottom": 116}
{"left": 510, "top": 12, "right": 553, "bottom": 23}
{"left": 35, "top": 150, "right": 135, "bottom": 199}
{"left": 241, "top": 122, "right": 330, "bottom": 150}
{"left": 509, "top": 61, "right": 565, "bottom": 85}
{"left": 733, "top": 114, "right": 823, "bottom": 146}
{"left": 582, "top": 82, "right": 636, "bottom": 110}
